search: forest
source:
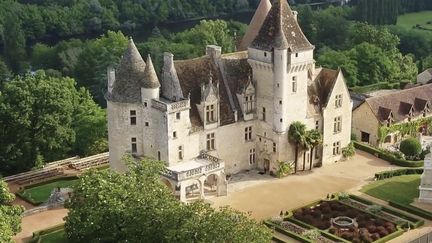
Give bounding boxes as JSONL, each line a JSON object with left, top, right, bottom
{"left": 1, "top": 0, "right": 432, "bottom": 176}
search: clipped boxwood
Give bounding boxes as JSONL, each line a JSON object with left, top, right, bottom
{"left": 348, "top": 195, "right": 424, "bottom": 228}
{"left": 30, "top": 224, "right": 64, "bottom": 243}
{"left": 372, "top": 228, "right": 404, "bottom": 243}
{"left": 389, "top": 201, "right": 432, "bottom": 220}
{"left": 354, "top": 142, "right": 423, "bottom": 167}
{"left": 399, "top": 137, "right": 422, "bottom": 157}
{"left": 374, "top": 168, "right": 423, "bottom": 180}
{"left": 264, "top": 220, "right": 313, "bottom": 243}
{"left": 287, "top": 218, "right": 350, "bottom": 243}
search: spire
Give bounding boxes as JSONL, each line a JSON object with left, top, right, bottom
{"left": 251, "top": 0, "right": 313, "bottom": 52}
{"left": 109, "top": 38, "right": 147, "bottom": 103}
{"left": 239, "top": 0, "right": 272, "bottom": 51}
{"left": 142, "top": 55, "right": 161, "bottom": 89}
{"left": 161, "top": 52, "right": 184, "bottom": 101}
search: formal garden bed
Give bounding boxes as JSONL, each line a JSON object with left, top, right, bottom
{"left": 264, "top": 193, "right": 419, "bottom": 243}
{"left": 16, "top": 176, "right": 79, "bottom": 206}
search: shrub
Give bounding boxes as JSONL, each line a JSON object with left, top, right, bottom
{"left": 353, "top": 141, "right": 423, "bottom": 167}
{"left": 302, "top": 229, "right": 321, "bottom": 241}
{"left": 342, "top": 142, "right": 356, "bottom": 159}
{"left": 367, "top": 205, "right": 383, "bottom": 214}
{"left": 399, "top": 137, "right": 422, "bottom": 157}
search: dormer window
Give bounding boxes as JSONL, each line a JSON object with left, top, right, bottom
{"left": 206, "top": 104, "right": 216, "bottom": 124}
{"left": 245, "top": 95, "right": 255, "bottom": 113}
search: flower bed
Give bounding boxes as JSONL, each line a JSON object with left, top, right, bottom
{"left": 292, "top": 200, "right": 399, "bottom": 242}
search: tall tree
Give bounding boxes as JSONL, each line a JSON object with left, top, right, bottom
{"left": 3, "top": 12, "right": 27, "bottom": 73}
{"left": 0, "top": 180, "right": 24, "bottom": 243}
{"left": 288, "top": 121, "right": 307, "bottom": 174}
{"left": 0, "top": 71, "right": 107, "bottom": 175}
{"left": 65, "top": 157, "right": 272, "bottom": 243}
{"left": 305, "top": 129, "right": 322, "bottom": 170}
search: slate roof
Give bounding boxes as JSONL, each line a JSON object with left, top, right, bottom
{"left": 308, "top": 68, "right": 340, "bottom": 112}
{"left": 108, "top": 38, "right": 147, "bottom": 103}
{"left": 142, "top": 55, "right": 161, "bottom": 89}
{"left": 251, "top": 0, "right": 313, "bottom": 52}
{"left": 239, "top": 0, "right": 272, "bottom": 51}
{"left": 365, "top": 84, "right": 432, "bottom": 122}
{"left": 174, "top": 52, "right": 339, "bottom": 128}
{"left": 417, "top": 68, "right": 432, "bottom": 85}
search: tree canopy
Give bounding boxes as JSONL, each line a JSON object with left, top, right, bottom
{"left": 65, "top": 157, "right": 272, "bottom": 242}
{"left": 0, "top": 71, "right": 107, "bottom": 175}
{"left": 0, "top": 180, "right": 24, "bottom": 243}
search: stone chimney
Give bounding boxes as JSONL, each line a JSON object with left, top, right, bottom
{"left": 206, "top": 45, "right": 222, "bottom": 61}
{"left": 292, "top": 11, "right": 298, "bottom": 21}
{"left": 107, "top": 66, "right": 115, "bottom": 94}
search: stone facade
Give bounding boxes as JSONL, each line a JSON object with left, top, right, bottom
{"left": 419, "top": 151, "right": 432, "bottom": 203}
{"left": 106, "top": 0, "right": 352, "bottom": 201}
{"left": 352, "top": 84, "right": 432, "bottom": 147}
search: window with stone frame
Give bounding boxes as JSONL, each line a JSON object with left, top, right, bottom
{"left": 131, "top": 137, "right": 137, "bottom": 153}
{"left": 262, "top": 107, "right": 266, "bottom": 121}
{"left": 292, "top": 76, "right": 297, "bottom": 93}
{"left": 176, "top": 112, "right": 181, "bottom": 120}
{"left": 245, "top": 126, "right": 252, "bottom": 141}
{"left": 273, "top": 142, "right": 277, "bottom": 153}
{"left": 315, "top": 120, "right": 319, "bottom": 130}
{"left": 130, "top": 110, "right": 137, "bottom": 125}
{"left": 245, "top": 95, "right": 255, "bottom": 113}
{"left": 334, "top": 116, "right": 342, "bottom": 134}
{"left": 178, "top": 146, "right": 183, "bottom": 160}
{"left": 335, "top": 94, "right": 343, "bottom": 108}
{"left": 333, "top": 141, "right": 341, "bottom": 155}
{"left": 206, "top": 104, "right": 217, "bottom": 124}
{"left": 206, "top": 133, "right": 215, "bottom": 151}
{"left": 249, "top": 148, "right": 256, "bottom": 165}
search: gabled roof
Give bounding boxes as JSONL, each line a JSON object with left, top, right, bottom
{"left": 239, "top": 0, "right": 272, "bottom": 51}
{"left": 308, "top": 68, "right": 339, "bottom": 111}
{"left": 365, "top": 83, "right": 432, "bottom": 122}
{"left": 251, "top": 0, "right": 313, "bottom": 52}
{"left": 108, "top": 38, "right": 147, "bottom": 103}
{"left": 417, "top": 68, "right": 432, "bottom": 85}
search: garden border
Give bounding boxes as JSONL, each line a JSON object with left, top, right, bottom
{"left": 29, "top": 224, "right": 65, "bottom": 243}
{"left": 374, "top": 168, "right": 423, "bottom": 180}
{"left": 16, "top": 176, "right": 79, "bottom": 206}
{"left": 353, "top": 141, "right": 423, "bottom": 167}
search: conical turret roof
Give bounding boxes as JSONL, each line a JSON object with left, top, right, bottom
{"left": 239, "top": 0, "right": 272, "bottom": 51}
{"left": 251, "top": 0, "right": 313, "bottom": 52}
{"left": 141, "top": 55, "right": 160, "bottom": 89}
{"left": 109, "top": 38, "right": 147, "bottom": 103}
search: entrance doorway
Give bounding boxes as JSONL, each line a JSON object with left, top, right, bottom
{"left": 264, "top": 159, "right": 270, "bottom": 174}
{"left": 361, "top": 132, "right": 370, "bottom": 143}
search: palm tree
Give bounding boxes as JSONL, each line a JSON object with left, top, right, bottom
{"left": 305, "top": 129, "right": 323, "bottom": 170}
{"left": 288, "top": 122, "right": 307, "bottom": 174}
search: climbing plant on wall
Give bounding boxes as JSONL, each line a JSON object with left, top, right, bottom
{"left": 378, "top": 117, "right": 432, "bottom": 143}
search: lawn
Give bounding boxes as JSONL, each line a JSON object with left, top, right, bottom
{"left": 18, "top": 177, "right": 79, "bottom": 205}
{"left": 397, "top": 11, "right": 432, "bottom": 30}
{"left": 38, "top": 229, "right": 68, "bottom": 243}
{"left": 360, "top": 175, "right": 420, "bottom": 205}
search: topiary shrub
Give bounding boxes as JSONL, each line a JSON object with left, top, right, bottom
{"left": 400, "top": 137, "right": 422, "bottom": 158}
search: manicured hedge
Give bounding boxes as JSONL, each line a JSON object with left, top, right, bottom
{"left": 30, "top": 224, "right": 64, "bottom": 243}
{"left": 389, "top": 201, "right": 432, "bottom": 220}
{"left": 271, "top": 236, "right": 286, "bottom": 243}
{"left": 264, "top": 220, "right": 313, "bottom": 243}
{"left": 348, "top": 195, "right": 424, "bottom": 228}
{"left": 354, "top": 142, "right": 423, "bottom": 167}
{"left": 374, "top": 168, "right": 424, "bottom": 180}
{"left": 287, "top": 218, "right": 350, "bottom": 243}
{"left": 372, "top": 229, "right": 404, "bottom": 243}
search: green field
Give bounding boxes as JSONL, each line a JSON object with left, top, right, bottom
{"left": 397, "top": 11, "right": 432, "bottom": 30}
{"left": 361, "top": 175, "right": 421, "bottom": 205}
{"left": 18, "top": 177, "right": 79, "bottom": 205}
